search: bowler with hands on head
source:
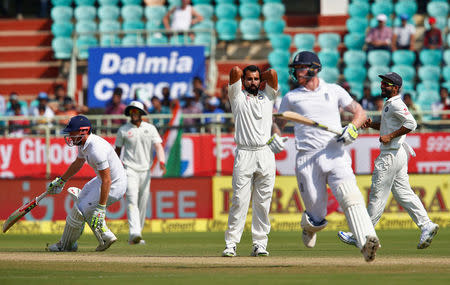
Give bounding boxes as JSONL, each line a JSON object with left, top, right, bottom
{"left": 338, "top": 72, "right": 439, "bottom": 249}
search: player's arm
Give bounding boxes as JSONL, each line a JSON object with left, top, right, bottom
{"left": 229, "top": 66, "right": 243, "bottom": 85}
{"left": 379, "top": 126, "right": 412, "bottom": 144}
{"left": 154, "top": 142, "right": 166, "bottom": 174}
{"left": 380, "top": 105, "right": 417, "bottom": 144}
{"left": 98, "top": 168, "right": 112, "bottom": 206}
{"left": 163, "top": 7, "right": 175, "bottom": 29}
{"left": 343, "top": 100, "right": 366, "bottom": 129}
{"left": 261, "top": 69, "right": 278, "bottom": 91}
{"left": 61, "top": 157, "right": 85, "bottom": 181}
{"left": 191, "top": 7, "right": 203, "bottom": 25}
{"left": 361, "top": 118, "right": 381, "bottom": 130}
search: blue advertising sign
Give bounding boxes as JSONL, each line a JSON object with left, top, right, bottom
{"left": 87, "top": 46, "right": 205, "bottom": 108}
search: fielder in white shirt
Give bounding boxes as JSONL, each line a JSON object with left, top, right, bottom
{"left": 47, "top": 115, "right": 127, "bottom": 252}
{"left": 115, "top": 101, "right": 166, "bottom": 245}
{"left": 222, "top": 65, "right": 284, "bottom": 258}
{"left": 338, "top": 72, "right": 439, "bottom": 249}
{"left": 276, "top": 51, "right": 380, "bottom": 262}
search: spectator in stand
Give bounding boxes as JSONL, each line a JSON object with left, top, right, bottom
{"left": 365, "top": 14, "right": 392, "bottom": 52}
{"left": 182, "top": 93, "right": 201, "bottom": 133}
{"left": 144, "top": 0, "right": 165, "bottom": 6}
{"left": 105, "top": 87, "right": 127, "bottom": 126}
{"left": 6, "top": 92, "right": 28, "bottom": 116}
{"left": 163, "top": 0, "right": 203, "bottom": 39}
{"left": 431, "top": 87, "right": 449, "bottom": 119}
{"left": 30, "top": 92, "right": 55, "bottom": 129}
{"left": 149, "top": 96, "right": 170, "bottom": 129}
{"left": 392, "top": 14, "right": 415, "bottom": 51}
{"left": 218, "top": 84, "right": 231, "bottom": 113}
{"left": 58, "top": 97, "right": 79, "bottom": 126}
{"left": 161, "top": 86, "right": 171, "bottom": 108}
{"left": 359, "top": 86, "right": 375, "bottom": 111}
{"left": 9, "top": 103, "right": 30, "bottom": 137}
{"left": 203, "top": 96, "right": 225, "bottom": 125}
{"left": 403, "top": 93, "right": 422, "bottom": 124}
{"left": 49, "top": 84, "right": 66, "bottom": 113}
{"left": 423, "top": 17, "right": 442, "bottom": 50}
{"left": 192, "top": 87, "right": 204, "bottom": 112}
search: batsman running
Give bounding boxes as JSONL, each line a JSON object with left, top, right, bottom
{"left": 222, "top": 65, "right": 282, "bottom": 257}
{"left": 275, "top": 51, "right": 380, "bottom": 262}
{"left": 338, "top": 72, "right": 439, "bottom": 249}
{"left": 46, "top": 115, "right": 127, "bottom": 252}
{"left": 115, "top": 101, "right": 166, "bottom": 245}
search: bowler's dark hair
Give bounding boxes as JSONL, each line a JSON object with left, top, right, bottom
{"left": 242, "top": 65, "right": 261, "bottom": 79}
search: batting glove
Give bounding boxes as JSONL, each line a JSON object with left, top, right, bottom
{"left": 91, "top": 204, "right": 106, "bottom": 231}
{"left": 47, "top": 177, "right": 66, "bottom": 195}
{"left": 267, "top": 134, "right": 288, "bottom": 154}
{"left": 337, "top": 123, "right": 358, "bottom": 145}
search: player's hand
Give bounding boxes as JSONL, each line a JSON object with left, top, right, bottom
{"left": 337, "top": 123, "right": 358, "bottom": 145}
{"left": 160, "top": 161, "right": 166, "bottom": 175}
{"left": 90, "top": 204, "right": 106, "bottom": 230}
{"left": 361, "top": 118, "right": 372, "bottom": 129}
{"left": 267, "top": 134, "right": 288, "bottom": 154}
{"left": 47, "top": 177, "right": 66, "bottom": 195}
{"left": 379, "top": 134, "right": 392, "bottom": 145}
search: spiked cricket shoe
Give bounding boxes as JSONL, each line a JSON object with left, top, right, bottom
{"left": 338, "top": 231, "right": 357, "bottom": 247}
{"left": 251, "top": 244, "right": 269, "bottom": 257}
{"left": 222, "top": 246, "right": 236, "bottom": 257}
{"left": 418, "top": 223, "right": 439, "bottom": 249}
{"left": 361, "top": 236, "right": 380, "bottom": 262}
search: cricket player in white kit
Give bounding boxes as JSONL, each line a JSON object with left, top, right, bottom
{"left": 47, "top": 115, "right": 127, "bottom": 252}
{"left": 338, "top": 72, "right": 439, "bottom": 249}
{"left": 276, "top": 51, "right": 380, "bottom": 262}
{"left": 115, "top": 101, "right": 166, "bottom": 245}
{"left": 222, "top": 65, "right": 284, "bottom": 257}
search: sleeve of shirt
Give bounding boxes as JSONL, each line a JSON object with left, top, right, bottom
{"left": 263, "top": 82, "right": 279, "bottom": 101}
{"left": 91, "top": 148, "right": 110, "bottom": 171}
{"left": 150, "top": 125, "right": 163, "bottom": 144}
{"left": 278, "top": 93, "right": 291, "bottom": 113}
{"left": 335, "top": 84, "right": 354, "bottom": 109}
{"left": 393, "top": 101, "right": 417, "bottom": 131}
{"left": 115, "top": 127, "right": 124, "bottom": 148}
{"left": 228, "top": 80, "right": 242, "bottom": 101}
{"left": 77, "top": 147, "right": 85, "bottom": 159}
{"left": 365, "top": 28, "right": 374, "bottom": 42}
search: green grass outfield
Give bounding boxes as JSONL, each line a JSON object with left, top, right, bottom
{"left": 0, "top": 229, "right": 449, "bottom": 285}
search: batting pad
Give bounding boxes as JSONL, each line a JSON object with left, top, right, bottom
{"left": 336, "top": 181, "right": 377, "bottom": 249}
{"left": 61, "top": 206, "right": 85, "bottom": 250}
{"left": 300, "top": 211, "right": 328, "bottom": 233}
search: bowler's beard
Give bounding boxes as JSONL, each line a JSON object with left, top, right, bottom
{"left": 381, "top": 87, "right": 392, "bottom": 98}
{"left": 245, "top": 84, "right": 259, "bottom": 95}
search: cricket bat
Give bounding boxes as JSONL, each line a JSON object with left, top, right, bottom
{"left": 2, "top": 191, "right": 48, "bottom": 233}
{"left": 274, "top": 111, "right": 342, "bottom": 135}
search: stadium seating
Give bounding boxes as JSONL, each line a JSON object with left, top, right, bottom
{"left": 215, "top": 0, "right": 235, "bottom": 4}
{"left": 75, "top": 20, "right": 97, "bottom": 34}
{"left": 442, "top": 66, "right": 450, "bottom": 82}
{"left": 317, "top": 33, "right": 340, "bottom": 50}
{"left": 417, "top": 81, "right": 440, "bottom": 93}
{"left": 424, "top": 16, "right": 447, "bottom": 30}
{"left": 262, "top": 3, "right": 285, "bottom": 19}
{"left": 239, "top": 19, "right": 262, "bottom": 41}
{"left": 367, "top": 50, "right": 391, "bottom": 66}
{"left": 427, "top": 1, "right": 449, "bottom": 18}
{"left": 51, "top": 6, "right": 73, "bottom": 22}
{"left": 348, "top": 81, "right": 364, "bottom": 99}
{"left": 444, "top": 50, "right": 450, "bottom": 66}
{"left": 122, "top": 0, "right": 142, "bottom": 5}
{"left": 239, "top": 3, "right": 261, "bottom": 19}
{"left": 99, "top": 0, "right": 119, "bottom": 5}
{"left": 318, "top": 67, "right": 339, "bottom": 83}
{"left": 392, "top": 50, "right": 416, "bottom": 66}
{"left": 51, "top": 22, "right": 73, "bottom": 37}
{"left": 391, "top": 65, "right": 415, "bottom": 83}
{"left": 418, "top": 66, "right": 441, "bottom": 82}
{"left": 76, "top": 36, "right": 98, "bottom": 59}
{"left": 98, "top": 5, "right": 120, "bottom": 21}
{"left": 99, "top": 20, "right": 121, "bottom": 46}
{"left": 268, "top": 50, "right": 291, "bottom": 68}
{"left": 371, "top": 81, "right": 382, "bottom": 96}
{"left": 419, "top": 49, "right": 443, "bottom": 66}
{"left": 240, "top": 0, "right": 259, "bottom": 4}
{"left": 343, "top": 33, "right": 365, "bottom": 50}
{"left": 51, "top": 0, "right": 72, "bottom": 6}
{"left": 343, "top": 50, "right": 366, "bottom": 67}
{"left": 193, "top": 0, "right": 212, "bottom": 4}
{"left": 194, "top": 34, "right": 212, "bottom": 56}
{"left": 318, "top": 50, "right": 339, "bottom": 68}
{"left": 346, "top": 17, "right": 369, "bottom": 34}
{"left": 348, "top": 2, "right": 370, "bottom": 18}
{"left": 193, "top": 20, "right": 214, "bottom": 36}
{"left": 52, "top": 37, "right": 73, "bottom": 59}
{"left": 263, "top": 19, "right": 285, "bottom": 37}
{"left": 344, "top": 66, "right": 366, "bottom": 83}
{"left": 394, "top": 1, "right": 417, "bottom": 18}
{"left": 270, "top": 34, "right": 291, "bottom": 51}
{"left": 121, "top": 5, "right": 144, "bottom": 22}
{"left": 170, "top": 34, "right": 192, "bottom": 45}
{"left": 75, "top": 0, "right": 95, "bottom": 5}
{"left": 147, "top": 34, "right": 169, "bottom": 45}
{"left": 293, "top": 33, "right": 315, "bottom": 51}
{"left": 74, "top": 5, "right": 96, "bottom": 21}
{"left": 368, "top": 65, "right": 390, "bottom": 82}
{"left": 195, "top": 4, "right": 214, "bottom": 20}
{"left": 122, "top": 21, "right": 145, "bottom": 31}
{"left": 215, "top": 4, "right": 237, "bottom": 20}
{"left": 216, "top": 19, "right": 238, "bottom": 41}
{"left": 371, "top": 2, "right": 394, "bottom": 16}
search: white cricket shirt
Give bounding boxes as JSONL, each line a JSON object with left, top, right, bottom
{"left": 77, "top": 134, "right": 126, "bottom": 186}
{"left": 115, "top": 121, "right": 162, "bottom": 171}
{"left": 380, "top": 95, "right": 417, "bottom": 150}
{"left": 229, "top": 80, "right": 277, "bottom": 147}
{"left": 279, "top": 79, "right": 352, "bottom": 151}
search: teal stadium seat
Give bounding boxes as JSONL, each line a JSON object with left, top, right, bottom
{"left": 371, "top": 81, "right": 382, "bottom": 96}
{"left": 240, "top": 19, "right": 262, "bottom": 41}
{"left": 240, "top": 0, "right": 259, "bottom": 4}
{"left": 344, "top": 33, "right": 365, "bottom": 50}
{"left": 348, "top": 2, "right": 370, "bottom": 18}
{"left": 192, "top": 20, "right": 214, "bottom": 37}
{"left": 215, "top": 0, "right": 235, "bottom": 4}
{"left": 121, "top": 5, "right": 144, "bottom": 22}
{"left": 343, "top": 50, "right": 366, "bottom": 67}
{"left": 192, "top": 0, "right": 212, "bottom": 4}
{"left": 52, "top": 22, "right": 73, "bottom": 37}
{"left": 122, "top": 21, "right": 145, "bottom": 45}
{"left": 317, "top": 33, "right": 340, "bottom": 50}
{"left": 427, "top": 1, "right": 449, "bottom": 18}
{"left": 417, "top": 81, "right": 440, "bottom": 93}
{"left": 392, "top": 50, "right": 415, "bottom": 65}
{"left": 442, "top": 66, "right": 450, "bottom": 82}
{"left": 445, "top": 50, "right": 450, "bottom": 66}
{"left": 264, "top": 19, "right": 285, "bottom": 37}
{"left": 279, "top": 83, "right": 290, "bottom": 97}
{"left": 263, "top": 0, "right": 282, "bottom": 3}
{"left": 98, "top": 5, "right": 120, "bottom": 21}
{"left": 122, "top": 0, "right": 142, "bottom": 5}
{"left": 98, "top": 0, "right": 119, "bottom": 5}
{"left": 215, "top": 4, "right": 237, "bottom": 20}
{"left": 371, "top": 2, "right": 393, "bottom": 17}
{"left": 122, "top": 35, "right": 144, "bottom": 46}
{"left": 147, "top": 34, "right": 169, "bottom": 45}
{"left": 368, "top": 65, "right": 390, "bottom": 82}
{"left": 352, "top": 0, "right": 369, "bottom": 3}
{"left": 99, "top": 20, "right": 121, "bottom": 46}
{"left": 194, "top": 4, "right": 214, "bottom": 20}
{"left": 194, "top": 33, "right": 212, "bottom": 56}
{"left": 318, "top": 68, "right": 339, "bottom": 83}
{"left": 348, "top": 81, "right": 364, "bottom": 99}
{"left": 76, "top": 36, "right": 98, "bottom": 59}
{"left": 167, "top": 0, "right": 182, "bottom": 8}
{"left": 418, "top": 66, "right": 441, "bottom": 82}
{"left": 170, "top": 34, "right": 192, "bottom": 45}
{"left": 391, "top": 65, "right": 415, "bottom": 82}
{"left": 145, "top": 5, "right": 167, "bottom": 22}
{"left": 275, "top": 68, "right": 290, "bottom": 86}
{"left": 368, "top": 50, "right": 391, "bottom": 66}
{"left": 417, "top": 90, "right": 440, "bottom": 120}
{"left": 52, "top": 37, "right": 73, "bottom": 59}
{"left": 394, "top": 1, "right": 417, "bottom": 19}
{"left": 270, "top": 34, "right": 291, "bottom": 51}
{"left": 268, "top": 50, "right": 291, "bottom": 68}
{"left": 75, "top": 20, "right": 97, "bottom": 34}
{"left": 401, "top": 81, "right": 416, "bottom": 98}
{"left": 318, "top": 50, "right": 339, "bottom": 68}
{"left": 262, "top": 3, "right": 285, "bottom": 20}
{"left": 74, "top": 5, "right": 96, "bottom": 21}
{"left": 344, "top": 66, "right": 366, "bottom": 83}
{"left": 123, "top": 21, "right": 145, "bottom": 31}
{"left": 419, "top": 49, "right": 442, "bottom": 66}
{"left": 216, "top": 19, "right": 237, "bottom": 41}
{"left": 75, "top": 0, "right": 95, "bottom": 5}
{"left": 145, "top": 21, "right": 162, "bottom": 31}
{"left": 51, "top": 6, "right": 73, "bottom": 22}
{"left": 346, "top": 17, "right": 369, "bottom": 34}
{"left": 51, "top": 0, "right": 72, "bottom": 6}
{"left": 293, "top": 33, "right": 315, "bottom": 51}
{"left": 239, "top": 4, "right": 261, "bottom": 19}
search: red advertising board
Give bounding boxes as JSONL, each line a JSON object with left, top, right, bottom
{"left": 0, "top": 178, "right": 212, "bottom": 221}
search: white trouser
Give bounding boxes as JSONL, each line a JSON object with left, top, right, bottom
{"left": 295, "top": 145, "right": 355, "bottom": 223}
{"left": 225, "top": 146, "right": 276, "bottom": 249}
{"left": 125, "top": 167, "right": 151, "bottom": 237}
{"left": 367, "top": 146, "right": 431, "bottom": 229}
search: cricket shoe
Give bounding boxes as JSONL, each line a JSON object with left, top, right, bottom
{"left": 361, "top": 236, "right": 380, "bottom": 262}
{"left": 95, "top": 231, "right": 117, "bottom": 252}
{"left": 251, "top": 244, "right": 269, "bottom": 257}
{"left": 302, "top": 230, "right": 317, "bottom": 248}
{"left": 222, "top": 246, "right": 236, "bottom": 257}
{"left": 417, "top": 223, "right": 439, "bottom": 249}
{"left": 128, "top": 234, "right": 145, "bottom": 245}
{"left": 46, "top": 241, "right": 78, "bottom": 252}
{"left": 337, "top": 231, "right": 357, "bottom": 247}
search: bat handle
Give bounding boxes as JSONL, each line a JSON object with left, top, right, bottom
{"left": 36, "top": 192, "right": 48, "bottom": 204}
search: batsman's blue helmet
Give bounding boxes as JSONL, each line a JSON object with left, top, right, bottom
{"left": 289, "top": 51, "right": 322, "bottom": 82}
{"left": 63, "top": 115, "right": 91, "bottom": 133}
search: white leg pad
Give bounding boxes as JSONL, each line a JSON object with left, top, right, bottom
{"left": 60, "top": 206, "right": 85, "bottom": 251}
{"left": 335, "top": 181, "right": 377, "bottom": 249}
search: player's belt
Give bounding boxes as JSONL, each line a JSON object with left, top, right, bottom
{"left": 237, "top": 145, "right": 268, "bottom": 151}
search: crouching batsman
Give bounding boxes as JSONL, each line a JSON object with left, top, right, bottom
{"left": 275, "top": 51, "right": 380, "bottom": 262}
{"left": 46, "top": 115, "right": 127, "bottom": 252}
